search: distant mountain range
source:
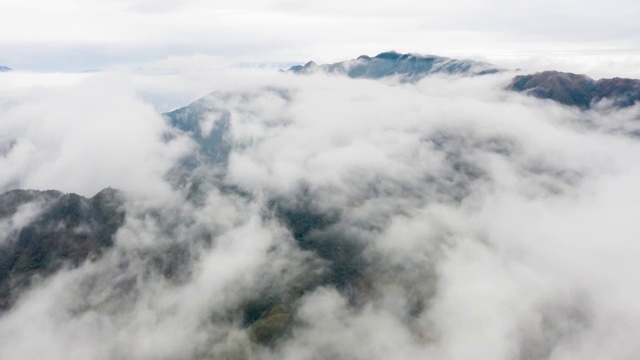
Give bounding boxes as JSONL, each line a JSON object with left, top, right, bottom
{"left": 288, "top": 51, "right": 640, "bottom": 109}
{"left": 288, "top": 51, "right": 503, "bottom": 80}
{"left": 508, "top": 71, "right": 640, "bottom": 109}
{"left": 0, "top": 66, "right": 11, "bottom": 72}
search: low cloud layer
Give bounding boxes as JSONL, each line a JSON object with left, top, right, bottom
{"left": 1, "top": 67, "right": 640, "bottom": 359}
{"left": 0, "top": 71, "right": 191, "bottom": 197}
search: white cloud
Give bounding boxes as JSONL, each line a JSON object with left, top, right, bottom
{"left": 0, "top": 71, "right": 193, "bottom": 197}
{"left": 2, "top": 65, "right": 640, "bottom": 359}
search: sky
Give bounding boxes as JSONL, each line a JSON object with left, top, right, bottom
{"left": 1, "top": 0, "right": 640, "bottom": 78}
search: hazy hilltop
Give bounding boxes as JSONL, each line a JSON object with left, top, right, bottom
{"left": 290, "top": 52, "right": 640, "bottom": 109}
{"left": 0, "top": 188, "right": 124, "bottom": 311}
{"left": 508, "top": 70, "right": 640, "bottom": 109}
{"left": 288, "top": 51, "right": 502, "bottom": 81}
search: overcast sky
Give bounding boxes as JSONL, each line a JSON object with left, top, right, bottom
{"left": 1, "top": 0, "right": 640, "bottom": 76}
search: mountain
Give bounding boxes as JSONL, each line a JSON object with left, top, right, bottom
{"left": 163, "top": 88, "right": 294, "bottom": 167}
{"left": 508, "top": 71, "right": 640, "bottom": 109}
{"left": 0, "top": 188, "right": 125, "bottom": 311}
{"left": 288, "top": 52, "right": 640, "bottom": 109}
{"left": 288, "top": 51, "right": 503, "bottom": 80}
{"left": 163, "top": 92, "right": 233, "bottom": 164}
{"left": 0, "top": 66, "right": 11, "bottom": 72}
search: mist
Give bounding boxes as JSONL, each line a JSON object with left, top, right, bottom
{"left": 1, "top": 65, "right": 640, "bottom": 360}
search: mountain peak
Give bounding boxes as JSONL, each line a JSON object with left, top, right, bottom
{"left": 0, "top": 66, "right": 11, "bottom": 72}
{"left": 288, "top": 52, "right": 503, "bottom": 81}
{"left": 373, "top": 51, "right": 405, "bottom": 60}
{"left": 287, "top": 60, "right": 318, "bottom": 74}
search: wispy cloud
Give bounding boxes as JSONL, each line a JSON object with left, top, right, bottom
{"left": 1, "top": 65, "right": 640, "bottom": 358}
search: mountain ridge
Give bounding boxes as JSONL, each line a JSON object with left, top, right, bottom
{"left": 508, "top": 70, "right": 640, "bottom": 109}
{"left": 288, "top": 51, "right": 503, "bottom": 80}
{"left": 287, "top": 52, "right": 640, "bottom": 109}
{"left": 0, "top": 188, "right": 125, "bottom": 311}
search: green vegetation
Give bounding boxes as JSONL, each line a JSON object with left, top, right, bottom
{"left": 248, "top": 304, "right": 292, "bottom": 346}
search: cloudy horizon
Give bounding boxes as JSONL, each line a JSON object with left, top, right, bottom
{"left": 2, "top": 0, "right": 640, "bottom": 78}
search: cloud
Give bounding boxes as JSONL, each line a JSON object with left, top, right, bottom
{"left": 0, "top": 71, "right": 192, "bottom": 198}
{"left": 2, "top": 65, "right": 640, "bottom": 359}
{"left": 0, "top": 201, "right": 44, "bottom": 245}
